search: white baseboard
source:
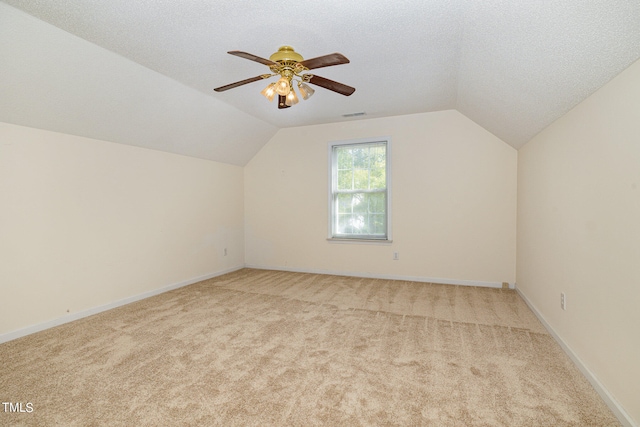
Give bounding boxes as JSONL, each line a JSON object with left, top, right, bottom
{"left": 0, "top": 266, "right": 243, "bottom": 345}
{"left": 245, "top": 264, "right": 514, "bottom": 289}
{"left": 515, "top": 286, "right": 637, "bottom": 427}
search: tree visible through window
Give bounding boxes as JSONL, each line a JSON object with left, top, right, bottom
{"left": 330, "top": 139, "right": 389, "bottom": 240}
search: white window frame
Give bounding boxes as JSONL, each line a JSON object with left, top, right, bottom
{"left": 327, "top": 137, "right": 392, "bottom": 242}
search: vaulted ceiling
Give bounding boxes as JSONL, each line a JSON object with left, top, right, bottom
{"left": 2, "top": 1, "right": 640, "bottom": 165}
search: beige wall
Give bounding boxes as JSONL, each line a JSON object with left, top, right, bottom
{"left": 0, "top": 122, "right": 244, "bottom": 336}
{"left": 517, "top": 59, "right": 640, "bottom": 423}
{"left": 245, "top": 110, "right": 517, "bottom": 285}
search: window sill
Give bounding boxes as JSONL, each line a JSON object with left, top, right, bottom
{"left": 327, "top": 238, "right": 393, "bottom": 245}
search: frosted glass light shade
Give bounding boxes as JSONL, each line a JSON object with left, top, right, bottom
{"left": 261, "top": 83, "right": 277, "bottom": 101}
{"left": 298, "top": 82, "right": 315, "bottom": 100}
{"left": 275, "top": 77, "right": 291, "bottom": 96}
{"left": 285, "top": 87, "right": 299, "bottom": 106}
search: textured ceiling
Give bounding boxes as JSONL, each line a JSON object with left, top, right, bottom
{"left": 1, "top": 0, "right": 640, "bottom": 164}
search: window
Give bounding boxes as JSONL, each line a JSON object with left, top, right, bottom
{"left": 329, "top": 138, "right": 390, "bottom": 241}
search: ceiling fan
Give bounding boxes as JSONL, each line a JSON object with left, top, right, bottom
{"left": 214, "top": 46, "right": 355, "bottom": 109}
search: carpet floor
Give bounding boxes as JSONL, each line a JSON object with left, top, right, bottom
{"left": 0, "top": 268, "right": 619, "bottom": 426}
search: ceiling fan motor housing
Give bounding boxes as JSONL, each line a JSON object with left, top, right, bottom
{"left": 269, "top": 46, "right": 304, "bottom": 63}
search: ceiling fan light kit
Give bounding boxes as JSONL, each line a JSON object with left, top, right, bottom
{"left": 214, "top": 46, "right": 355, "bottom": 109}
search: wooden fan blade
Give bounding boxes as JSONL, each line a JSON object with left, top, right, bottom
{"left": 299, "top": 53, "right": 350, "bottom": 70}
{"left": 228, "top": 51, "right": 277, "bottom": 66}
{"left": 278, "top": 95, "right": 290, "bottom": 109}
{"left": 214, "top": 75, "right": 267, "bottom": 92}
{"left": 307, "top": 75, "right": 356, "bottom": 96}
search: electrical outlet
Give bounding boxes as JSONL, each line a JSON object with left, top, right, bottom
{"left": 502, "top": 282, "right": 509, "bottom": 289}
{"left": 393, "top": 252, "right": 399, "bottom": 260}
{"left": 560, "top": 292, "right": 566, "bottom": 310}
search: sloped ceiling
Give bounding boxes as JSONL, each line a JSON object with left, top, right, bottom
{"left": 1, "top": 1, "right": 639, "bottom": 165}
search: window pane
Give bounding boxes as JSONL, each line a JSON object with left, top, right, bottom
{"left": 353, "top": 169, "right": 369, "bottom": 190}
{"left": 337, "top": 170, "right": 352, "bottom": 190}
{"left": 352, "top": 193, "right": 367, "bottom": 214}
{"left": 370, "top": 214, "right": 386, "bottom": 235}
{"left": 337, "top": 193, "right": 352, "bottom": 213}
{"left": 338, "top": 212, "right": 381, "bottom": 236}
{"left": 337, "top": 213, "right": 353, "bottom": 234}
{"left": 369, "top": 168, "right": 384, "bottom": 190}
{"left": 369, "top": 192, "right": 386, "bottom": 214}
{"left": 335, "top": 193, "right": 387, "bottom": 237}
{"left": 337, "top": 148, "right": 352, "bottom": 170}
{"left": 352, "top": 214, "right": 366, "bottom": 233}
{"left": 371, "top": 145, "right": 386, "bottom": 168}
{"left": 352, "top": 147, "right": 368, "bottom": 169}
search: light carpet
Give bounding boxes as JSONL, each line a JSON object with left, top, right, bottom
{"left": 0, "top": 269, "right": 619, "bottom": 426}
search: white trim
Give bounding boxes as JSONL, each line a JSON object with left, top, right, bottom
{"left": 515, "top": 286, "right": 637, "bottom": 427}
{"left": 326, "top": 238, "right": 393, "bottom": 245}
{"left": 245, "top": 264, "right": 513, "bottom": 289}
{"left": 0, "top": 266, "right": 243, "bottom": 344}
